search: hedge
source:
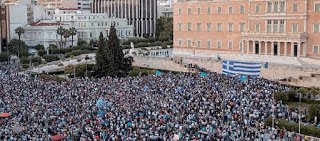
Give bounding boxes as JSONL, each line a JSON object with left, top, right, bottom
{"left": 43, "top": 55, "right": 59, "bottom": 62}
{"left": 264, "top": 118, "right": 320, "bottom": 138}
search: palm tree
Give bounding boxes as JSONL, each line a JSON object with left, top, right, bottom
{"left": 69, "top": 27, "right": 77, "bottom": 47}
{"left": 63, "top": 29, "right": 71, "bottom": 48}
{"left": 15, "top": 27, "right": 25, "bottom": 58}
{"left": 57, "top": 26, "right": 65, "bottom": 49}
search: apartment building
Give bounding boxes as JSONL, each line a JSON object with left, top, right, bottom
{"left": 173, "top": 0, "right": 320, "bottom": 58}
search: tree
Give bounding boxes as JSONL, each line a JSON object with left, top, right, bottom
{"left": 15, "top": 27, "right": 25, "bottom": 57}
{"left": 57, "top": 26, "right": 66, "bottom": 49}
{"left": 156, "top": 17, "right": 173, "bottom": 39}
{"left": 309, "top": 104, "right": 320, "bottom": 123}
{"left": 8, "top": 39, "right": 29, "bottom": 58}
{"left": 64, "top": 64, "right": 74, "bottom": 74}
{"left": 95, "top": 23, "right": 129, "bottom": 77}
{"left": 297, "top": 87, "right": 308, "bottom": 98}
{"left": 69, "top": 27, "right": 77, "bottom": 47}
{"left": 162, "top": 42, "right": 168, "bottom": 49}
{"left": 309, "top": 87, "right": 319, "bottom": 99}
{"left": 63, "top": 29, "right": 71, "bottom": 48}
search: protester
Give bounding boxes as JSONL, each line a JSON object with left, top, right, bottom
{"left": 0, "top": 66, "right": 311, "bottom": 140}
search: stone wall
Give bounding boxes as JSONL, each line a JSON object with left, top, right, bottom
{"left": 133, "top": 56, "right": 320, "bottom": 87}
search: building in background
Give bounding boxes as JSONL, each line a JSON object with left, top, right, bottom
{"left": 157, "top": 0, "right": 174, "bottom": 18}
{"left": 38, "top": 0, "right": 78, "bottom": 9}
{"left": 90, "top": 0, "right": 157, "bottom": 37}
{"left": 173, "top": 0, "right": 320, "bottom": 58}
{"left": 6, "top": 4, "right": 28, "bottom": 41}
{"left": 78, "top": 0, "right": 92, "bottom": 13}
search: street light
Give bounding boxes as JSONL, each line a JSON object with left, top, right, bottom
{"left": 299, "top": 92, "right": 302, "bottom": 134}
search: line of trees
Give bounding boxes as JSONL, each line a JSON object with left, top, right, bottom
{"left": 57, "top": 26, "right": 77, "bottom": 48}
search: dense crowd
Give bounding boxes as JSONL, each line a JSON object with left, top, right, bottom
{"left": 0, "top": 66, "right": 316, "bottom": 140}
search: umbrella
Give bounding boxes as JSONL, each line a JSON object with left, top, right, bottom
{"left": 0, "top": 113, "right": 10, "bottom": 118}
{"left": 200, "top": 72, "right": 207, "bottom": 77}
{"left": 97, "top": 111, "right": 105, "bottom": 115}
{"left": 51, "top": 135, "right": 64, "bottom": 140}
{"left": 155, "top": 70, "right": 162, "bottom": 75}
{"left": 240, "top": 77, "right": 247, "bottom": 81}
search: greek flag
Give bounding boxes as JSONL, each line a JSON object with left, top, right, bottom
{"left": 222, "top": 61, "right": 262, "bottom": 77}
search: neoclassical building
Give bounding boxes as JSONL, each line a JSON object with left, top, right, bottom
{"left": 173, "top": 0, "right": 320, "bottom": 58}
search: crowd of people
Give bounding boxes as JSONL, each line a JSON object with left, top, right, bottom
{"left": 0, "top": 66, "right": 317, "bottom": 140}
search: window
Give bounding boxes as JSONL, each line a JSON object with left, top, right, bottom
{"left": 178, "top": 40, "right": 182, "bottom": 46}
{"left": 280, "top": 20, "right": 285, "bottom": 33}
{"left": 293, "top": 4, "right": 298, "bottom": 12}
{"left": 218, "top": 7, "right": 222, "bottom": 14}
{"left": 267, "top": 2, "right": 272, "bottom": 13}
{"left": 178, "top": 23, "right": 182, "bottom": 31}
{"left": 207, "top": 23, "right": 211, "bottom": 31}
{"left": 256, "top": 5, "right": 260, "bottom": 13}
{"left": 280, "top": 2, "right": 285, "bottom": 12}
{"left": 228, "top": 42, "right": 233, "bottom": 49}
{"left": 239, "top": 42, "right": 243, "bottom": 50}
{"left": 207, "top": 41, "right": 211, "bottom": 48}
{"left": 315, "top": 3, "right": 320, "bottom": 11}
{"left": 179, "top": 8, "right": 182, "bottom": 14}
{"left": 240, "top": 23, "right": 244, "bottom": 32}
{"left": 314, "top": 46, "right": 319, "bottom": 54}
{"left": 197, "top": 23, "right": 201, "bottom": 31}
{"left": 188, "top": 8, "right": 191, "bottom": 14}
{"left": 292, "top": 23, "right": 298, "bottom": 33}
{"left": 273, "top": 20, "right": 278, "bottom": 32}
{"left": 229, "top": 6, "right": 233, "bottom": 13}
{"left": 207, "top": 7, "right": 211, "bottom": 14}
{"left": 314, "top": 24, "right": 319, "bottom": 33}
{"left": 255, "top": 24, "right": 260, "bottom": 32}
{"left": 188, "top": 23, "right": 192, "bottom": 31}
{"left": 228, "top": 24, "right": 233, "bottom": 32}
{"left": 267, "top": 20, "right": 272, "bottom": 32}
{"left": 274, "top": 2, "right": 278, "bottom": 12}
{"left": 217, "top": 42, "right": 222, "bottom": 48}
{"left": 240, "top": 5, "right": 244, "bottom": 13}
{"left": 188, "top": 40, "right": 191, "bottom": 47}
{"left": 197, "top": 8, "right": 201, "bottom": 14}
{"left": 217, "top": 23, "right": 222, "bottom": 31}
{"left": 197, "top": 41, "right": 201, "bottom": 47}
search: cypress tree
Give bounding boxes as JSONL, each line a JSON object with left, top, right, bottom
{"left": 95, "top": 32, "right": 108, "bottom": 77}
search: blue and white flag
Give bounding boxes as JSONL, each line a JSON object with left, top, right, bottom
{"left": 96, "top": 97, "right": 106, "bottom": 108}
{"left": 222, "top": 61, "right": 261, "bottom": 77}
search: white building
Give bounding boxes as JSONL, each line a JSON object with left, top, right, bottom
{"left": 53, "top": 8, "right": 134, "bottom": 43}
{"left": 6, "top": 4, "right": 28, "bottom": 41}
{"left": 23, "top": 21, "right": 73, "bottom": 49}
{"left": 77, "top": 0, "right": 92, "bottom": 13}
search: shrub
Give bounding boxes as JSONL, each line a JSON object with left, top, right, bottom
{"left": 77, "top": 40, "right": 88, "bottom": 46}
{"left": 70, "top": 55, "right": 74, "bottom": 58}
{"left": 132, "top": 66, "right": 140, "bottom": 72}
{"left": 22, "top": 64, "right": 29, "bottom": 69}
{"left": 158, "top": 36, "right": 170, "bottom": 42}
{"left": 162, "top": 42, "right": 168, "bottom": 49}
{"left": 275, "top": 92, "right": 288, "bottom": 102}
{"left": 43, "top": 61, "right": 47, "bottom": 64}
{"left": 77, "top": 58, "right": 81, "bottom": 62}
{"left": 136, "top": 42, "right": 149, "bottom": 48}
{"left": 122, "top": 45, "right": 131, "bottom": 49}
{"left": 20, "top": 56, "right": 30, "bottom": 64}
{"left": 129, "top": 70, "right": 139, "bottom": 77}
{"left": 58, "top": 63, "right": 64, "bottom": 66}
{"left": 61, "top": 57, "right": 65, "bottom": 62}
{"left": 35, "top": 44, "right": 45, "bottom": 50}
{"left": 264, "top": 118, "right": 320, "bottom": 138}
{"left": 141, "top": 70, "right": 148, "bottom": 76}
{"left": 38, "top": 50, "right": 46, "bottom": 57}
{"left": 43, "top": 55, "right": 59, "bottom": 62}
{"left": 132, "top": 51, "right": 136, "bottom": 55}
{"left": 138, "top": 50, "right": 143, "bottom": 55}
{"left": 31, "top": 56, "right": 41, "bottom": 63}
{"left": 33, "top": 62, "right": 39, "bottom": 67}
{"left": 49, "top": 44, "right": 57, "bottom": 49}
{"left": 146, "top": 51, "right": 150, "bottom": 55}
{"left": 309, "top": 104, "right": 320, "bottom": 122}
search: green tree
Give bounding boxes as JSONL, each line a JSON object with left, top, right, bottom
{"left": 63, "top": 29, "right": 71, "bottom": 48}
{"left": 162, "top": 42, "right": 168, "bottom": 49}
{"left": 309, "top": 87, "right": 319, "bottom": 99}
{"left": 8, "top": 39, "right": 29, "bottom": 57}
{"left": 57, "top": 26, "right": 66, "bottom": 49}
{"left": 156, "top": 17, "right": 173, "bottom": 39}
{"left": 0, "top": 53, "right": 9, "bottom": 62}
{"left": 69, "top": 27, "right": 77, "bottom": 47}
{"left": 15, "top": 27, "right": 25, "bottom": 57}
{"left": 95, "top": 23, "right": 129, "bottom": 77}
{"left": 309, "top": 104, "right": 320, "bottom": 123}
{"left": 22, "top": 64, "right": 29, "bottom": 69}
{"left": 64, "top": 64, "right": 74, "bottom": 74}
{"left": 297, "top": 87, "right": 308, "bottom": 98}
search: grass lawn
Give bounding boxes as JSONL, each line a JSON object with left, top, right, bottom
{"left": 286, "top": 102, "right": 315, "bottom": 109}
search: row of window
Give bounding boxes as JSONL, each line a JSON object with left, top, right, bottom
{"left": 178, "top": 2, "right": 320, "bottom": 15}
{"left": 77, "top": 22, "right": 120, "bottom": 27}
{"left": 176, "top": 40, "right": 320, "bottom": 54}
{"left": 178, "top": 40, "right": 235, "bottom": 49}
{"left": 177, "top": 22, "right": 320, "bottom": 33}
{"left": 178, "top": 23, "right": 245, "bottom": 32}
{"left": 179, "top": 5, "right": 245, "bottom": 15}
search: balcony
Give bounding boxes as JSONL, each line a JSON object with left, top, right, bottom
{"left": 241, "top": 32, "right": 308, "bottom": 42}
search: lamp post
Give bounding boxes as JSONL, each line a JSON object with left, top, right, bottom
{"left": 299, "top": 92, "right": 301, "bottom": 134}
